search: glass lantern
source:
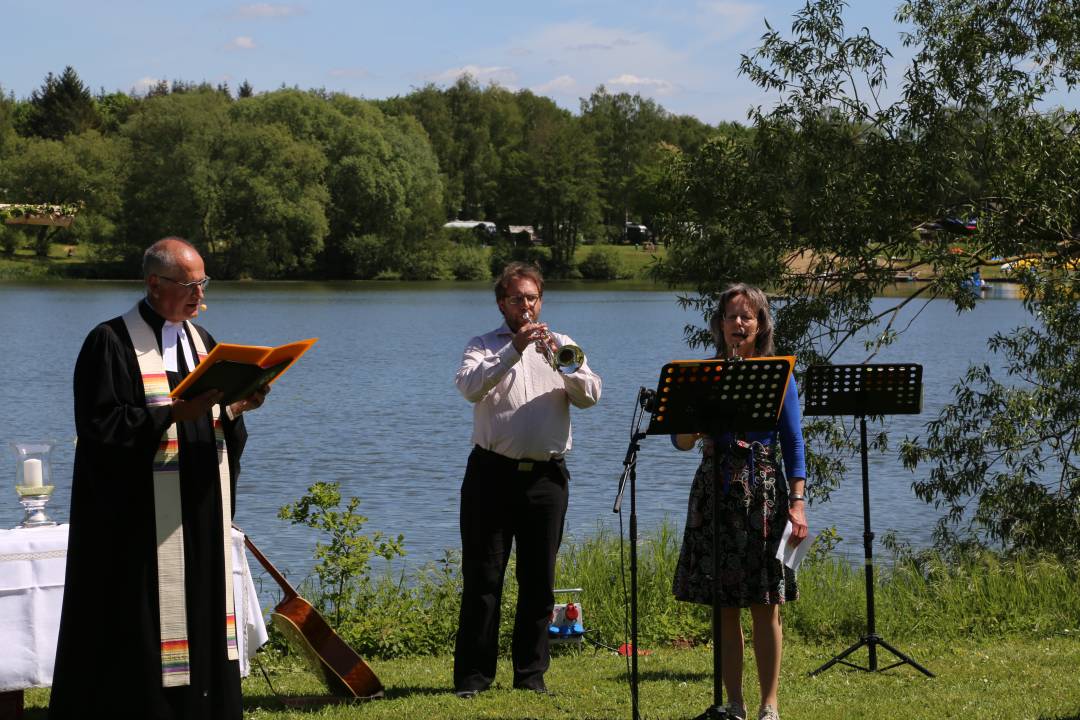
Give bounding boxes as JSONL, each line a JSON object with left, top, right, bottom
{"left": 12, "top": 440, "right": 57, "bottom": 528}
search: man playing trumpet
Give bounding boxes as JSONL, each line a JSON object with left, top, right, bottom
{"left": 452, "top": 261, "right": 602, "bottom": 698}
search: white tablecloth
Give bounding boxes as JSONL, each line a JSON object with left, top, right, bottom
{"left": 0, "top": 525, "right": 268, "bottom": 691}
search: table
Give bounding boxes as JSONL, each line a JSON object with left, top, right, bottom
{"left": 0, "top": 525, "right": 268, "bottom": 697}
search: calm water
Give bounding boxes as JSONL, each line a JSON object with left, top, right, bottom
{"left": 0, "top": 281, "right": 1028, "bottom": 588}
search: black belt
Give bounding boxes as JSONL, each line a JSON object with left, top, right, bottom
{"left": 473, "top": 445, "right": 564, "bottom": 472}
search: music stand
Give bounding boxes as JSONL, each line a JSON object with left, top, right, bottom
{"left": 646, "top": 356, "right": 795, "bottom": 719}
{"left": 803, "top": 363, "right": 934, "bottom": 678}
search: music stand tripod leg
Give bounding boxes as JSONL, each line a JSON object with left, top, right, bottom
{"left": 809, "top": 635, "right": 871, "bottom": 676}
{"left": 874, "top": 637, "right": 936, "bottom": 678}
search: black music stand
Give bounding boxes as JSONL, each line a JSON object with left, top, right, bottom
{"left": 646, "top": 357, "right": 795, "bottom": 719}
{"left": 803, "top": 363, "right": 934, "bottom": 678}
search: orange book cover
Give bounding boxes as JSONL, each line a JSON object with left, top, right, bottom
{"left": 170, "top": 338, "right": 318, "bottom": 405}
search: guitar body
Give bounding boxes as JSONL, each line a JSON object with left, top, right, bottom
{"left": 270, "top": 597, "right": 384, "bottom": 699}
{"left": 242, "top": 533, "right": 384, "bottom": 700}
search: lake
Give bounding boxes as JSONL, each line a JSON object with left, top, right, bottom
{"left": 0, "top": 280, "right": 1029, "bottom": 587}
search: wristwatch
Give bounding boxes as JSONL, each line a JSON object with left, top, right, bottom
{"left": 789, "top": 493, "right": 805, "bottom": 504}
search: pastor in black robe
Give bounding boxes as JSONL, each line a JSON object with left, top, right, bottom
{"left": 49, "top": 300, "right": 248, "bottom": 720}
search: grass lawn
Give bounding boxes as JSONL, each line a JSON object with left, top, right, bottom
{"left": 0, "top": 240, "right": 666, "bottom": 281}
{"left": 0, "top": 242, "right": 90, "bottom": 279}
{"left": 22, "top": 634, "right": 1079, "bottom": 718}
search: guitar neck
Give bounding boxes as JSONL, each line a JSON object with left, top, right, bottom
{"left": 242, "top": 533, "right": 299, "bottom": 600}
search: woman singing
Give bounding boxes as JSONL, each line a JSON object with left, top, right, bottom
{"left": 671, "top": 283, "right": 808, "bottom": 720}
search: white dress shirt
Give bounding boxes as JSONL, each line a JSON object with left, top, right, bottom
{"left": 161, "top": 320, "right": 196, "bottom": 373}
{"left": 456, "top": 322, "right": 602, "bottom": 461}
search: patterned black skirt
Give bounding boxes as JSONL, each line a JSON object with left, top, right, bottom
{"left": 673, "top": 443, "right": 798, "bottom": 608}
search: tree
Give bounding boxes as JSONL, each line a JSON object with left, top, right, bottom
{"left": 901, "top": 264, "right": 1080, "bottom": 560}
{"left": 654, "top": 0, "right": 1080, "bottom": 553}
{"left": 380, "top": 84, "right": 457, "bottom": 218}
{"left": 0, "top": 87, "right": 15, "bottom": 161}
{"left": 499, "top": 94, "right": 601, "bottom": 275}
{"left": 579, "top": 87, "right": 673, "bottom": 235}
{"left": 382, "top": 78, "right": 525, "bottom": 222}
{"left": 209, "top": 121, "right": 329, "bottom": 278}
{"left": 95, "top": 90, "right": 136, "bottom": 134}
{"left": 229, "top": 89, "right": 444, "bottom": 278}
{"left": 0, "top": 131, "right": 126, "bottom": 256}
{"left": 22, "top": 66, "right": 101, "bottom": 140}
{"left": 120, "top": 90, "right": 231, "bottom": 265}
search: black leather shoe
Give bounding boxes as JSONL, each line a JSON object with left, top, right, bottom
{"left": 454, "top": 689, "right": 480, "bottom": 699}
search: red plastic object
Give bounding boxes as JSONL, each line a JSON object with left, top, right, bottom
{"left": 618, "top": 643, "right": 652, "bottom": 657}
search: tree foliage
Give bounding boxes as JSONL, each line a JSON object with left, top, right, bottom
{"left": 654, "top": 0, "right": 1080, "bottom": 555}
{"left": 0, "top": 131, "right": 124, "bottom": 256}
{"left": 5, "top": 64, "right": 717, "bottom": 279}
{"left": 22, "top": 66, "right": 101, "bottom": 140}
{"left": 901, "top": 266, "right": 1080, "bottom": 560}
{"left": 580, "top": 87, "right": 676, "bottom": 233}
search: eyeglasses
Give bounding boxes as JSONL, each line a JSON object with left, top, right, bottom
{"left": 724, "top": 313, "right": 756, "bottom": 324}
{"left": 506, "top": 293, "right": 541, "bottom": 306}
{"left": 159, "top": 275, "right": 210, "bottom": 292}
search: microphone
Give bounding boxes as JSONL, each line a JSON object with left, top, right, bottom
{"left": 638, "top": 388, "right": 657, "bottom": 413}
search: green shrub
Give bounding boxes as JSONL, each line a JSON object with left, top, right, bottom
{"left": 447, "top": 244, "right": 490, "bottom": 280}
{"left": 489, "top": 239, "right": 551, "bottom": 277}
{"left": 577, "top": 246, "right": 625, "bottom": 280}
{"left": 335, "top": 234, "right": 386, "bottom": 279}
{"left": 1, "top": 225, "right": 21, "bottom": 256}
{"left": 278, "top": 482, "right": 405, "bottom": 627}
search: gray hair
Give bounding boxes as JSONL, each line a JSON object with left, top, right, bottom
{"left": 709, "top": 283, "right": 775, "bottom": 357}
{"left": 142, "top": 236, "right": 196, "bottom": 279}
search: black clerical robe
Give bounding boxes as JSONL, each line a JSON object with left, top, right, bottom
{"left": 49, "top": 301, "right": 247, "bottom": 720}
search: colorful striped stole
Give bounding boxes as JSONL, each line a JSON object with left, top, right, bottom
{"left": 122, "top": 304, "right": 239, "bottom": 688}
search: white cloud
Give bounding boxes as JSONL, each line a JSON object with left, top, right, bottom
{"left": 429, "top": 64, "right": 517, "bottom": 85}
{"left": 607, "top": 73, "right": 678, "bottom": 95}
{"left": 533, "top": 75, "right": 577, "bottom": 95}
{"left": 234, "top": 3, "right": 304, "bottom": 19}
{"left": 512, "top": 21, "right": 691, "bottom": 99}
{"left": 227, "top": 36, "right": 257, "bottom": 50}
{"left": 133, "top": 77, "right": 161, "bottom": 92}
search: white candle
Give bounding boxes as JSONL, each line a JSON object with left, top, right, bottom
{"left": 23, "top": 458, "right": 43, "bottom": 488}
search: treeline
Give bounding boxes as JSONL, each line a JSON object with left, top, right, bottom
{"left": 0, "top": 67, "right": 726, "bottom": 279}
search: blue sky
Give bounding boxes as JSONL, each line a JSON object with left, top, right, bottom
{"left": 0, "top": 1, "right": 1059, "bottom": 124}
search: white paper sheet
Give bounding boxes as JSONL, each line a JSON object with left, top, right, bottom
{"left": 775, "top": 521, "right": 814, "bottom": 571}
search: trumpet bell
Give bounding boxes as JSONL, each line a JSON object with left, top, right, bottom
{"left": 554, "top": 344, "right": 585, "bottom": 374}
{"left": 523, "top": 310, "right": 586, "bottom": 374}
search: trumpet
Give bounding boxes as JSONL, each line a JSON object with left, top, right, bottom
{"left": 523, "top": 311, "right": 585, "bottom": 374}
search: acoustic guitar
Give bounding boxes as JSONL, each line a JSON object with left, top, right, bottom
{"left": 242, "top": 532, "right": 384, "bottom": 699}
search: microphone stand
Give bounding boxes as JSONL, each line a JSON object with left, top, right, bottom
{"left": 613, "top": 388, "right": 653, "bottom": 720}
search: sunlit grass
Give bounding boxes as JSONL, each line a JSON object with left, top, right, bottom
{"left": 22, "top": 635, "right": 1080, "bottom": 719}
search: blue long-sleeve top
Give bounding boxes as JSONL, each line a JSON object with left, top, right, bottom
{"left": 672, "top": 375, "right": 806, "bottom": 480}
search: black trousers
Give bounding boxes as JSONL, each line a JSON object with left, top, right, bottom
{"left": 453, "top": 445, "right": 569, "bottom": 692}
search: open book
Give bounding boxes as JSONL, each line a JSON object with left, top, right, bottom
{"left": 170, "top": 338, "right": 318, "bottom": 405}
